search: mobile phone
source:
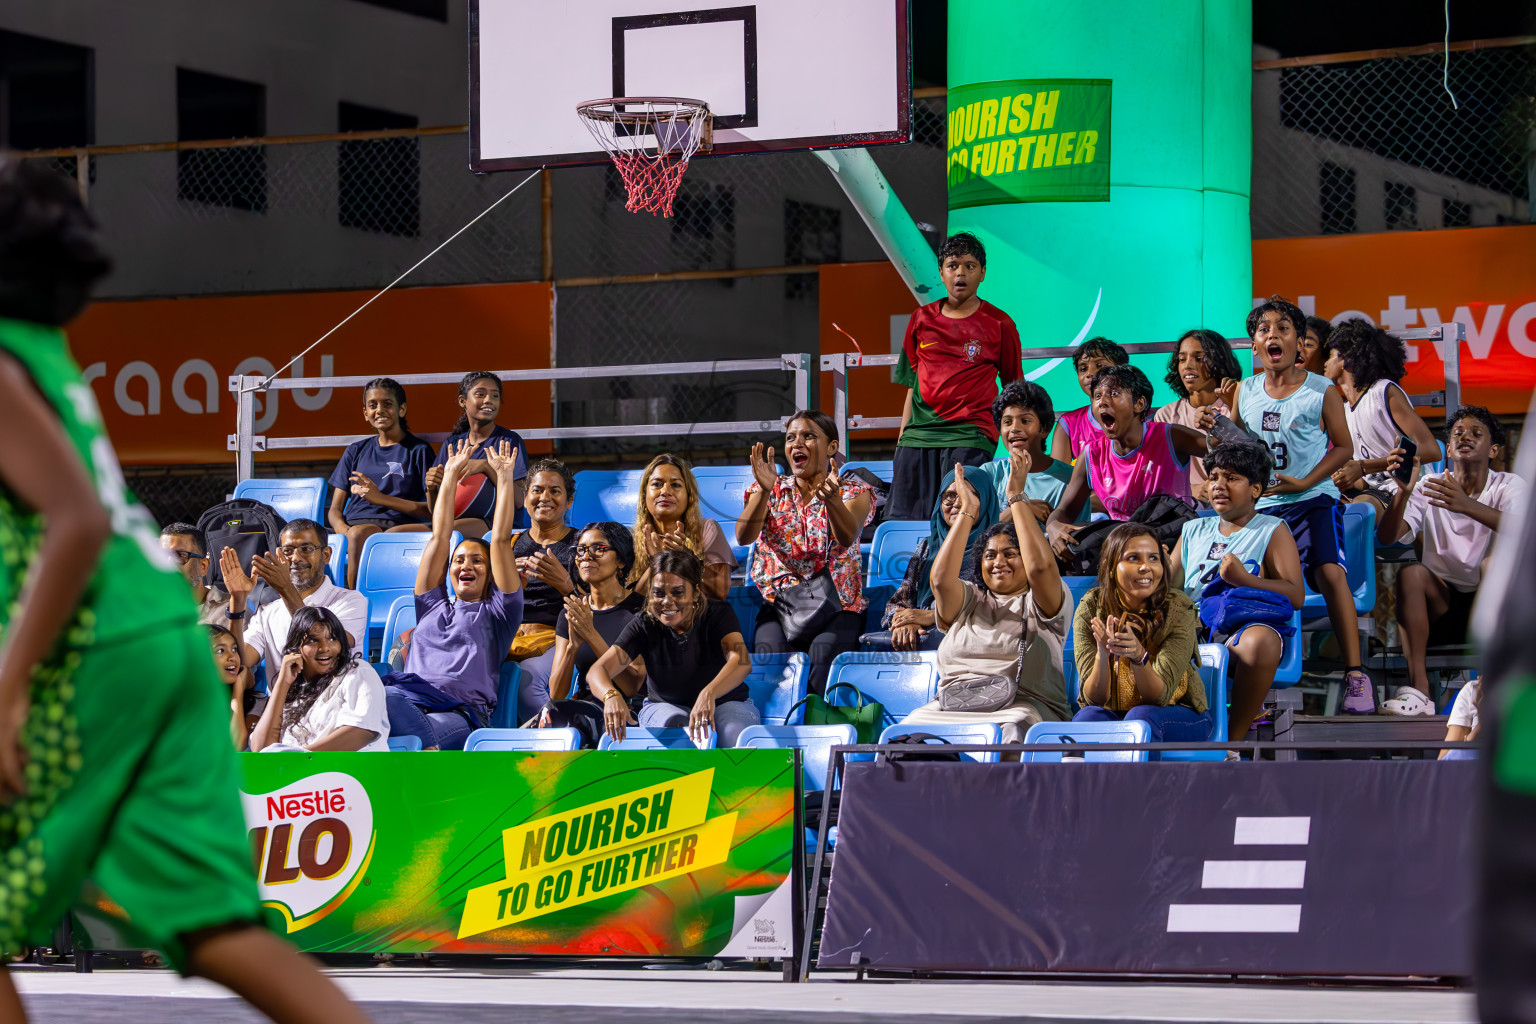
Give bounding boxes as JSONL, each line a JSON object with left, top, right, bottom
{"left": 1392, "top": 434, "right": 1418, "bottom": 485}
{"left": 1209, "top": 413, "right": 1256, "bottom": 448}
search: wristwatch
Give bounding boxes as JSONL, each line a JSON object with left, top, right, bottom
{"left": 1005, "top": 492, "right": 1028, "bottom": 508}
{"left": 1137, "top": 649, "right": 1150, "bottom": 666}
{"left": 227, "top": 608, "right": 247, "bottom": 621}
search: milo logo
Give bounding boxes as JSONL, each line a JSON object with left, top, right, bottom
{"left": 240, "top": 771, "right": 375, "bottom": 933}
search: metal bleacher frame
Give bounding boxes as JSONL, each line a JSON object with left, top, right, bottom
{"left": 227, "top": 354, "right": 812, "bottom": 482}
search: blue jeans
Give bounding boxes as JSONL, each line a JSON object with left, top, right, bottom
{"left": 385, "top": 687, "right": 477, "bottom": 751}
{"left": 516, "top": 648, "right": 559, "bottom": 725}
{"left": 1073, "top": 704, "right": 1215, "bottom": 745}
{"left": 638, "top": 698, "right": 761, "bottom": 748}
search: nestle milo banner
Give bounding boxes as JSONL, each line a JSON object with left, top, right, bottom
{"left": 236, "top": 750, "right": 797, "bottom": 956}
{"left": 947, "top": 78, "right": 1112, "bottom": 208}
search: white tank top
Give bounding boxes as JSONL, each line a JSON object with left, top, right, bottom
{"left": 1344, "top": 378, "right": 1410, "bottom": 495}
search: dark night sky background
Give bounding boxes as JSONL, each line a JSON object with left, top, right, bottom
{"left": 911, "top": 0, "right": 1535, "bottom": 88}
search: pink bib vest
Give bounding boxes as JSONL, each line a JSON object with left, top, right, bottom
{"left": 1083, "top": 420, "right": 1192, "bottom": 520}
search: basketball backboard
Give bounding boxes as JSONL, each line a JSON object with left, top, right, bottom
{"left": 470, "top": 0, "right": 911, "bottom": 172}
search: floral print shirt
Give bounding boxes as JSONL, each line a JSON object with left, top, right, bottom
{"left": 746, "top": 475, "right": 875, "bottom": 612}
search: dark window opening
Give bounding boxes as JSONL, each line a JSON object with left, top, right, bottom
{"left": 1443, "top": 199, "right": 1472, "bottom": 229}
{"left": 349, "top": 0, "right": 448, "bottom": 21}
{"left": 784, "top": 200, "right": 839, "bottom": 299}
{"left": 1384, "top": 181, "right": 1417, "bottom": 231}
{"left": 177, "top": 68, "right": 266, "bottom": 213}
{"left": 337, "top": 101, "right": 419, "bottom": 237}
{"left": 0, "top": 29, "right": 93, "bottom": 150}
{"left": 671, "top": 182, "right": 735, "bottom": 273}
{"left": 1319, "top": 161, "right": 1355, "bottom": 234}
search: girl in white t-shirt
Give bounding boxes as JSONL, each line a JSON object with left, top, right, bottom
{"left": 1324, "top": 319, "right": 1439, "bottom": 515}
{"left": 250, "top": 606, "right": 390, "bottom": 752}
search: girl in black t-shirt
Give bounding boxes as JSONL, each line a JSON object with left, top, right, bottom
{"left": 589, "top": 549, "right": 758, "bottom": 747}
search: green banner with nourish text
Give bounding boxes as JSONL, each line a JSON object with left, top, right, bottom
{"left": 947, "top": 78, "right": 1112, "bottom": 208}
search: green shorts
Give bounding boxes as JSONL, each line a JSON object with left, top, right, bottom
{"left": 0, "top": 621, "right": 261, "bottom": 970}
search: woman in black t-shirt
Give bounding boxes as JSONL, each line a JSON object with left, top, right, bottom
{"left": 589, "top": 549, "right": 758, "bottom": 747}
{"left": 546, "top": 522, "right": 646, "bottom": 702}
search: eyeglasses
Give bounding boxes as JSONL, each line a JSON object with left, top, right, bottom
{"left": 279, "top": 544, "right": 321, "bottom": 558}
{"left": 168, "top": 549, "right": 203, "bottom": 564}
{"left": 940, "top": 493, "right": 961, "bottom": 507}
{"left": 575, "top": 543, "right": 612, "bottom": 557}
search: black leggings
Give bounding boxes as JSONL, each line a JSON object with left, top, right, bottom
{"left": 753, "top": 606, "right": 866, "bottom": 696}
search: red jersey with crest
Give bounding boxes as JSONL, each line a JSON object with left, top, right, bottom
{"left": 894, "top": 299, "right": 1022, "bottom": 448}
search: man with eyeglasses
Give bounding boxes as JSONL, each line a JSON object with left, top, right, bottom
{"left": 219, "top": 518, "right": 368, "bottom": 671}
{"left": 160, "top": 522, "right": 231, "bottom": 627}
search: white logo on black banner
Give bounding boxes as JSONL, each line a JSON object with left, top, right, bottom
{"left": 1166, "top": 816, "right": 1309, "bottom": 934}
{"left": 1206, "top": 542, "right": 1228, "bottom": 562}
{"left": 1261, "top": 411, "right": 1283, "bottom": 432}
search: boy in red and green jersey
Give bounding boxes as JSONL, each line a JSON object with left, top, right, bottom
{"left": 889, "top": 232, "right": 1023, "bottom": 521}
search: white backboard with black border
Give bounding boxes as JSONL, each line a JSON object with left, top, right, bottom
{"left": 470, "top": 0, "right": 911, "bottom": 171}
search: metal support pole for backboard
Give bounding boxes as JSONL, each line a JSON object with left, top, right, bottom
{"left": 785, "top": 351, "right": 810, "bottom": 413}
{"left": 1441, "top": 322, "right": 1464, "bottom": 414}
{"left": 814, "top": 149, "right": 942, "bottom": 304}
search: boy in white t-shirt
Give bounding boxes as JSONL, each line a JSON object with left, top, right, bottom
{"left": 1378, "top": 406, "right": 1526, "bottom": 716}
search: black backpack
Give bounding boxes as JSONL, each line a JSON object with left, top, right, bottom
{"left": 1062, "top": 494, "right": 1198, "bottom": 577}
{"left": 844, "top": 467, "right": 890, "bottom": 544}
{"left": 876, "top": 732, "right": 965, "bottom": 763}
{"left": 196, "top": 498, "right": 288, "bottom": 592}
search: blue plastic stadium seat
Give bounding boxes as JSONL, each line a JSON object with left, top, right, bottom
{"left": 490, "top": 662, "right": 524, "bottom": 728}
{"left": 464, "top": 727, "right": 582, "bottom": 751}
{"left": 866, "top": 521, "right": 932, "bottom": 589}
{"left": 737, "top": 723, "right": 856, "bottom": 791}
{"left": 356, "top": 532, "right": 458, "bottom": 655}
{"left": 842, "top": 460, "right": 893, "bottom": 481}
{"left": 1159, "top": 643, "right": 1227, "bottom": 762}
{"left": 327, "top": 533, "right": 347, "bottom": 585}
{"left": 234, "top": 477, "right": 329, "bottom": 525}
{"left": 1022, "top": 719, "right": 1152, "bottom": 762}
{"left": 1060, "top": 575, "right": 1100, "bottom": 704}
{"left": 744, "top": 652, "right": 809, "bottom": 726}
{"left": 381, "top": 594, "right": 416, "bottom": 662}
{"left": 879, "top": 722, "right": 1003, "bottom": 763}
{"left": 1273, "top": 609, "right": 1304, "bottom": 687}
{"left": 387, "top": 735, "right": 423, "bottom": 752}
{"left": 726, "top": 585, "right": 764, "bottom": 648}
{"left": 567, "top": 470, "right": 645, "bottom": 532}
{"left": 690, "top": 466, "right": 756, "bottom": 560}
{"left": 598, "top": 727, "right": 716, "bottom": 751}
{"left": 825, "top": 652, "right": 940, "bottom": 729}
{"left": 1301, "top": 502, "right": 1376, "bottom": 617}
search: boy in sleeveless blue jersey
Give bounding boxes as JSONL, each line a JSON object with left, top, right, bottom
{"left": 1217, "top": 295, "right": 1374, "bottom": 712}
{"left": 1169, "top": 443, "right": 1304, "bottom": 742}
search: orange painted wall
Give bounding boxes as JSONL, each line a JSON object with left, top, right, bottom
{"left": 817, "top": 261, "right": 918, "bottom": 441}
{"left": 68, "top": 281, "right": 553, "bottom": 465}
{"left": 1253, "top": 225, "right": 1536, "bottom": 414}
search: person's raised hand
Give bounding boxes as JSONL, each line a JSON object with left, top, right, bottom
{"left": 221, "top": 547, "right": 254, "bottom": 602}
{"left": 811, "top": 459, "right": 845, "bottom": 506}
{"left": 1090, "top": 616, "right": 1113, "bottom": 655}
{"left": 251, "top": 548, "right": 298, "bottom": 599}
{"left": 442, "top": 437, "right": 475, "bottom": 479}
{"left": 563, "top": 593, "right": 595, "bottom": 642}
{"left": 529, "top": 550, "right": 575, "bottom": 594}
{"left": 484, "top": 439, "right": 520, "bottom": 484}
{"left": 1107, "top": 617, "right": 1146, "bottom": 662}
{"left": 1006, "top": 447, "right": 1032, "bottom": 501}
{"left": 749, "top": 443, "right": 778, "bottom": 492}
{"left": 276, "top": 651, "right": 305, "bottom": 689}
{"left": 1215, "top": 378, "right": 1241, "bottom": 411}
{"left": 950, "top": 462, "right": 981, "bottom": 522}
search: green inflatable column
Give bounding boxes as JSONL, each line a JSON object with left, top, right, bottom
{"left": 946, "top": 0, "right": 1253, "bottom": 417}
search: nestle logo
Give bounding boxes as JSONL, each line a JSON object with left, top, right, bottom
{"left": 266, "top": 787, "right": 347, "bottom": 821}
{"left": 753, "top": 917, "right": 777, "bottom": 943}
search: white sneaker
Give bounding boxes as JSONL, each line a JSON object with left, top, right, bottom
{"left": 1380, "top": 686, "right": 1435, "bottom": 717}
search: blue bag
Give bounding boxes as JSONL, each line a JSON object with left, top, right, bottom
{"left": 1199, "top": 582, "right": 1295, "bottom": 637}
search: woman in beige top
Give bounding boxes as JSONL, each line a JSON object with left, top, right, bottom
{"left": 1072, "top": 523, "right": 1211, "bottom": 746}
{"left": 631, "top": 454, "right": 737, "bottom": 600}
{"left": 902, "top": 449, "right": 1074, "bottom": 743}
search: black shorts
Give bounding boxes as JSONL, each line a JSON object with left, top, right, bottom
{"left": 344, "top": 515, "right": 401, "bottom": 530}
{"left": 1268, "top": 495, "right": 1345, "bottom": 590}
{"left": 1428, "top": 584, "right": 1477, "bottom": 649}
{"left": 888, "top": 444, "right": 992, "bottom": 522}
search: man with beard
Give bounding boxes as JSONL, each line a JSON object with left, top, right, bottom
{"left": 221, "top": 518, "right": 368, "bottom": 669}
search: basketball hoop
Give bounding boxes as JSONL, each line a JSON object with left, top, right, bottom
{"left": 577, "top": 97, "right": 712, "bottom": 217}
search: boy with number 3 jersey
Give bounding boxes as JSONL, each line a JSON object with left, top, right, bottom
{"left": 0, "top": 163, "right": 367, "bottom": 1024}
{"left": 1219, "top": 295, "right": 1372, "bottom": 713}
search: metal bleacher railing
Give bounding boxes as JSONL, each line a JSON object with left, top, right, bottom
{"left": 226, "top": 353, "right": 811, "bottom": 481}
{"left": 822, "top": 323, "right": 1466, "bottom": 445}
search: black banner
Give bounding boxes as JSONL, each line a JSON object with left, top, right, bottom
{"left": 819, "top": 761, "right": 1474, "bottom": 976}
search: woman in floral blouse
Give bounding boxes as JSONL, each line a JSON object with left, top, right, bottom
{"left": 737, "top": 410, "right": 875, "bottom": 694}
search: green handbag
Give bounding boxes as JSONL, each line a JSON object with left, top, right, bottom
{"left": 786, "top": 683, "right": 885, "bottom": 744}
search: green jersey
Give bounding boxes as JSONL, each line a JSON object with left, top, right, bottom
{"left": 0, "top": 318, "right": 194, "bottom": 647}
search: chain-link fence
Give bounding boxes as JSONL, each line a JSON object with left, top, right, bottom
{"left": 1253, "top": 40, "right": 1535, "bottom": 238}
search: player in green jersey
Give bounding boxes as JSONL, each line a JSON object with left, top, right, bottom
{"left": 0, "top": 163, "right": 368, "bottom": 1022}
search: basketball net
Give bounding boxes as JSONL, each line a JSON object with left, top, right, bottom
{"left": 577, "top": 98, "right": 711, "bottom": 217}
